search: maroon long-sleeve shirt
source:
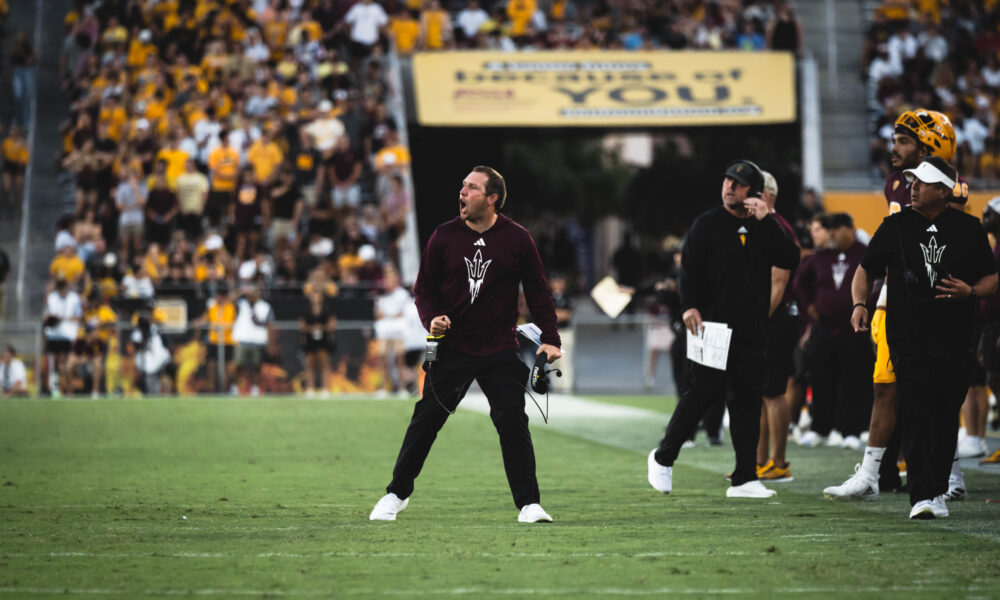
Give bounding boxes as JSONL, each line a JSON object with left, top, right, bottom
{"left": 413, "top": 214, "right": 560, "bottom": 357}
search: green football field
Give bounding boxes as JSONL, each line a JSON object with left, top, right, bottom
{"left": 1, "top": 394, "right": 999, "bottom": 598}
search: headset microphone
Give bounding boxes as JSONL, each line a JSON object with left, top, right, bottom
{"left": 530, "top": 353, "right": 562, "bottom": 395}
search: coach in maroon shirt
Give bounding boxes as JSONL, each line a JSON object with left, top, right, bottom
{"left": 370, "top": 165, "right": 562, "bottom": 524}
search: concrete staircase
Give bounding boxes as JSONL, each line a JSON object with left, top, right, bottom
{"left": 0, "top": 0, "right": 76, "bottom": 322}
{"left": 797, "top": 0, "right": 875, "bottom": 189}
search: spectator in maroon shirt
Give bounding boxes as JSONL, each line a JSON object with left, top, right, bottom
{"left": 145, "top": 166, "right": 179, "bottom": 248}
{"left": 329, "top": 134, "right": 361, "bottom": 210}
{"left": 370, "top": 166, "right": 561, "bottom": 524}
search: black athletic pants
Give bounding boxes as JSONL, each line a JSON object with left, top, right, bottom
{"left": 386, "top": 347, "right": 539, "bottom": 508}
{"left": 655, "top": 359, "right": 764, "bottom": 486}
{"left": 894, "top": 356, "right": 969, "bottom": 505}
{"left": 808, "top": 327, "right": 874, "bottom": 437}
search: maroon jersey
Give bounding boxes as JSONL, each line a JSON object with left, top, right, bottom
{"left": 773, "top": 212, "right": 800, "bottom": 305}
{"left": 414, "top": 214, "right": 560, "bottom": 357}
{"left": 884, "top": 170, "right": 911, "bottom": 213}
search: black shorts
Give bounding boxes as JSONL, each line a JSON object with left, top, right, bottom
{"left": 303, "top": 337, "right": 331, "bottom": 354}
{"left": 205, "top": 344, "right": 235, "bottom": 362}
{"left": 46, "top": 339, "right": 72, "bottom": 354}
{"left": 3, "top": 162, "right": 24, "bottom": 176}
{"left": 764, "top": 306, "right": 797, "bottom": 397}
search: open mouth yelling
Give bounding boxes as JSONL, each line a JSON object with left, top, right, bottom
{"left": 459, "top": 198, "right": 468, "bottom": 215}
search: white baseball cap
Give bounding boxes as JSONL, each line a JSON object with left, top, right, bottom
{"left": 903, "top": 157, "right": 957, "bottom": 189}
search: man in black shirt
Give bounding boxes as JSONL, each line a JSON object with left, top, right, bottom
{"left": 647, "top": 160, "right": 799, "bottom": 498}
{"left": 850, "top": 156, "right": 997, "bottom": 519}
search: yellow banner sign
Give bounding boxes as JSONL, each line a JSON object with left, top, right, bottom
{"left": 413, "top": 51, "right": 796, "bottom": 127}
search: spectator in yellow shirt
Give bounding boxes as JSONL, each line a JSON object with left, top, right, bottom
{"left": 206, "top": 132, "right": 240, "bottom": 226}
{"left": 2, "top": 124, "right": 29, "bottom": 214}
{"left": 389, "top": 10, "right": 421, "bottom": 54}
{"left": 50, "top": 244, "right": 86, "bottom": 288}
{"left": 196, "top": 285, "right": 237, "bottom": 393}
{"left": 155, "top": 132, "right": 190, "bottom": 188}
{"left": 506, "top": 0, "right": 537, "bottom": 38}
{"left": 420, "top": 0, "right": 453, "bottom": 49}
{"left": 247, "top": 130, "right": 284, "bottom": 186}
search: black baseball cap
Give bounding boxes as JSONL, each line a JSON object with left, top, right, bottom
{"left": 724, "top": 160, "right": 762, "bottom": 190}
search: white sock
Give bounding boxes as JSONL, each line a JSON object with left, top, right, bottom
{"left": 861, "top": 446, "right": 886, "bottom": 477}
{"left": 951, "top": 446, "right": 963, "bottom": 478}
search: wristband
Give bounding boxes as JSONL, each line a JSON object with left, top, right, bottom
{"left": 969, "top": 287, "right": 978, "bottom": 300}
{"left": 853, "top": 302, "right": 868, "bottom": 311}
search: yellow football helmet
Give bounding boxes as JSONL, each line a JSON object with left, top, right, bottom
{"left": 894, "top": 109, "right": 957, "bottom": 161}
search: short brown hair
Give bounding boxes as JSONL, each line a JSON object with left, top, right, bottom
{"left": 472, "top": 165, "right": 507, "bottom": 210}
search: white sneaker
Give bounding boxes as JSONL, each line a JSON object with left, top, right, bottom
{"left": 797, "top": 408, "right": 812, "bottom": 430}
{"left": 369, "top": 493, "right": 409, "bottom": 521}
{"left": 251, "top": 385, "right": 260, "bottom": 397}
{"left": 825, "top": 430, "right": 844, "bottom": 447}
{"left": 823, "top": 464, "right": 879, "bottom": 501}
{"left": 860, "top": 431, "right": 869, "bottom": 444}
{"left": 957, "top": 436, "right": 985, "bottom": 458}
{"left": 726, "top": 480, "right": 776, "bottom": 498}
{"left": 982, "top": 438, "right": 991, "bottom": 456}
{"left": 944, "top": 472, "right": 967, "bottom": 501}
{"left": 647, "top": 449, "right": 672, "bottom": 493}
{"left": 681, "top": 440, "right": 697, "bottom": 449}
{"left": 841, "top": 435, "right": 862, "bottom": 451}
{"left": 797, "top": 430, "right": 822, "bottom": 448}
{"left": 909, "top": 499, "right": 936, "bottom": 519}
{"left": 931, "top": 496, "right": 950, "bottom": 517}
{"left": 305, "top": 388, "right": 316, "bottom": 398}
{"left": 517, "top": 503, "right": 553, "bottom": 523}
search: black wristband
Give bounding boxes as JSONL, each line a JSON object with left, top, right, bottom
{"left": 853, "top": 302, "right": 868, "bottom": 311}
{"left": 969, "top": 287, "right": 978, "bottom": 300}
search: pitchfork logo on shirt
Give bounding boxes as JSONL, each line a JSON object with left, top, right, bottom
{"left": 464, "top": 249, "right": 492, "bottom": 304}
{"left": 920, "top": 236, "right": 947, "bottom": 288}
{"left": 832, "top": 253, "right": 848, "bottom": 290}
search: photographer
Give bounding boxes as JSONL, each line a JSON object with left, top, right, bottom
{"left": 129, "top": 311, "right": 171, "bottom": 395}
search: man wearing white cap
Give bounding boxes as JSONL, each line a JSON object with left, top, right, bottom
{"left": 849, "top": 156, "right": 998, "bottom": 519}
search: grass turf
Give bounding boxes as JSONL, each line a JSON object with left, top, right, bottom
{"left": 1, "top": 395, "right": 999, "bottom": 598}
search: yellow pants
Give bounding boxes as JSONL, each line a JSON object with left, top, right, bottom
{"left": 871, "top": 308, "right": 896, "bottom": 383}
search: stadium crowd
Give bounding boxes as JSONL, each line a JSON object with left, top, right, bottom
{"left": 40, "top": 0, "right": 421, "bottom": 397}
{"left": 865, "top": 0, "right": 1000, "bottom": 183}
{"left": 20, "top": 0, "right": 805, "bottom": 398}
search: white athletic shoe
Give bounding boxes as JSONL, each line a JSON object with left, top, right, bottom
{"left": 647, "top": 449, "right": 672, "bottom": 493}
{"left": 369, "top": 493, "right": 409, "bottom": 521}
{"left": 797, "top": 430, "right": 822, "bottom": 448}
{"left": 517, "top": 503, "right": 553, "bottom": 523}
{"left": 957, "top": 436, "right": 985, "bottom": 458}
{"left": 681, "top": 440, "right": 697, "bottom": 449}
{"left": 909, "top": 499, "right": 936, "bottom": 520}
{"left": 944, "top": 472, "right": 967, "bottom": 501}
{"left": 823, "top": 464, "right": 879, "bottom": 501}
{"left": 931, "top": 496, "right": 950, "bottom": 518}
{"left": 841, "top": 435, "right": 862, "bottom": 451}
{"left": 726, "top": 480, "right": 776, "bottom": 498}
{"left": 825, "top": 430, "right": 844, "bottom": 447}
